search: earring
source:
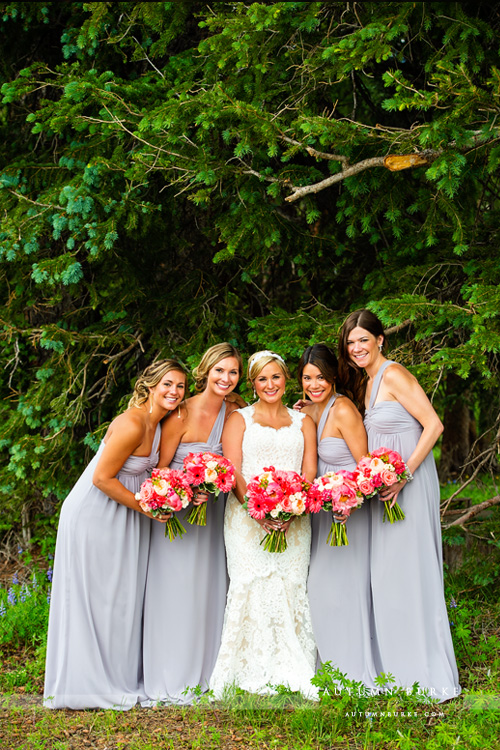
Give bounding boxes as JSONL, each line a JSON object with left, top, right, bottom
{"left": 302, "top": 388, "right": 306, "bottom": 402}
{"left": 253, "top": 388, "right": 257, "bottom": 400}
{"left": 149, "top": 395, "right": 153, "bottom": 414}
{"left": 177, "top": 403, "right": 182, "bottom": 418}
{"left": 379, "top": 345, "right": 383, "bottom": 353}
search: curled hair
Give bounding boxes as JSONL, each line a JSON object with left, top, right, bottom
{"left": 337, "top": 309, "right": 386, "bottom": 409}
{"left": 128, "top": 359, "right": 188, "bottom": 409}
{"left": 247, "top": 350, "right": 291, "bottom": 384}
{"left": 297, "top": 344, "right": 338, "bottom": 389}
{"left": 192, "top": 342, "right": 242, "bottom": 393}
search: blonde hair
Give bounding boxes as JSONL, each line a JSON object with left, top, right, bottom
{"left": 192, "top": 343, "right": 243, "bottom": 393}
{"left": 247, "top": 350, "right": 290, "bottom": 384}
{"left": 128, "top": 359, "right": 187, "bottom": 408}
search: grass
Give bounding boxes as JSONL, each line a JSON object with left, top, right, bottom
{"left": 0, "top": 478, "right": 499, "bottom": 749}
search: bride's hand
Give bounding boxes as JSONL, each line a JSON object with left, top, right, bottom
{"left": 279, "top": 517, "right": 294, "bottom": 534}
{"left": 256, "top": 517, "right": 282, "bottom": 533}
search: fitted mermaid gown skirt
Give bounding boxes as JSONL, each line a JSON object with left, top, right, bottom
{"left": 307, "top": 394, "right": 377, "bottom": 690}
{"left": 209, "top": 406, "right": 317, "bottom": 699}
{"left": 143, "top": 402, "right": 228, "bottom": 704}
{"left": 43, "top": 426, "right": 160, "bottom": 710}
{"left": 364, "top": 361, "right": 460, "bottom": 701}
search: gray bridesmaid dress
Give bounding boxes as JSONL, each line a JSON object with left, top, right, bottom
{"left": 143, "top": 401, "right": 228, "bottom": 704}
{"left": 365, "top": 361, "right": 460, "bottom": 701}
{"left": 44, "top": 426, "right": 160, "bottom": 709}
{"left": 307, "top": 394, "right": 377, "bottom": 689}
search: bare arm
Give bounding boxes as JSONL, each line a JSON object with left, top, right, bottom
{"left": 221, "top": 411, "right": 246, "bottom": 504}
{"left": 158, "top": 410, "right": 186, "bottom": 468}
{"left": 384, "top": 364, "right": 443, "bottom": 474}
{"left": 92, "top": 413, "right": 147, "bottom": 511}
{"left": 379, "top": 364, "right": 443, "bottom": 504}
{"left": 300, "top": 414, "right": 317, "bottom": 483}
{"left": 331, "top": 397, "right": 368, "bottom": 463}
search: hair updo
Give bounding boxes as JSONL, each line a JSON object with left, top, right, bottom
{"left": 192, "top": 342, "right": 243, "bottom": 393}
{"left": 247, "top": 350, "right": 291, "bottom": 385}
{"left": 128, "top": 359, "right": 187, "bottom": 409}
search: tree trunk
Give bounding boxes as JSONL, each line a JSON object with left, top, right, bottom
{"left": 438, "top": 374, "right": 474, "bottom": 482}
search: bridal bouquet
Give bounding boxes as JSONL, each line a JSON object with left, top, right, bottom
{"left": 243, "top": 466, "right": 311, "bottom": 553}
{"left": 136, "top": 468, "right": 193, "bottom": 540}
{"left": 183, "top": 451, "right": 236, "bottom": 526}
{"left": 355, "top": 447, "right": 412, "bottom": 524}
{"left": 307, "top": 470, "right": 363, "bottom": 546}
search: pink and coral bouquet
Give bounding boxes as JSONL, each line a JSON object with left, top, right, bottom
{"left": 307, "top": 470, "right": 363, "bottom": 546}
{"left": 355, "top": 447, "right": 412, "bottom": 523}
{"left": 182, "top": 451, "right": 236, "bottom": 525}
{"left": 136, "top": 468, "right": 193, "bottom": 540}
{"left": 243, "top": 466, "right": 311, "bottom": 553}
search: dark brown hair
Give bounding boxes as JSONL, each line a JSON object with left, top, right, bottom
{"left": 337, "top": 309, "right": 386, "bottom": 409}
{"left": 297, "top": 344, "right": 338, "bottom": 389}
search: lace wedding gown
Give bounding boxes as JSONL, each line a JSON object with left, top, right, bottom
{"left": 209, "top": 405, "right": 317, "bottom": 698}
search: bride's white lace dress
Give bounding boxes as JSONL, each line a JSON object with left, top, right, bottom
{"left": 209, "top": 405, "right": 317, "bottom": 698}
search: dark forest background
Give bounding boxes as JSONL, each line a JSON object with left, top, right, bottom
{"left": 0, "top": 1, "right": 499, "bottom": 550}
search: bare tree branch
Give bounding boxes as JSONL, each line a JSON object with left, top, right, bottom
{"left": 443, "top": 495, "right": 500, "bottom": 528}
{"left": 284, "top": 151, "right": 441, "bottom": 203}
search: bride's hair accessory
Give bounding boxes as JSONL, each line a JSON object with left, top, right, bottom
{"left": 250, "top": 350, "right": 285, "bottom": 366}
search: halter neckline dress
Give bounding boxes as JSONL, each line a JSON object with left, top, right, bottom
{"left": 365, "top": 361, "right": 460, "bottom": 701}
{"left": 308, "top": 394, "right": 377, "bottom": 689}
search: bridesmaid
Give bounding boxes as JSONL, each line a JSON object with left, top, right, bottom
{"left": 44, "top": 360, "right": 187, "bottom": 709}
{"left": 297, "top": 344, "right": 377, "bottom": 690}
{"left": 338, "top": 309, "right": 460, "bottom": 701}
{"left": 143, "top": 342, "right": 243, "bottom": 704}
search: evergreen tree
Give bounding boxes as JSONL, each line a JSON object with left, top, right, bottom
{"left": 0, "top": 2, "right": 499, "bottom": 536}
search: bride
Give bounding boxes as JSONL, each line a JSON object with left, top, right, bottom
{"left": 209, "top": 350, "right": 318, "bottom": 698}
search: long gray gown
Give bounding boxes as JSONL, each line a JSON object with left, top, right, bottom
{"left": 365, "top": 361, "right": 460, "bottom": 701}
{"left": 307, "top": 394, "right": 377, "bottom": 690}
{"left": 44, "top": 426, "right": 159, "bottom": 710}
{"left": 143, "top": 401, "right": 228, "bottom": 704}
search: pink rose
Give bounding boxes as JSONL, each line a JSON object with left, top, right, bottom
{"left": 381, "top": 469, "right": 398, "bottom": 486}
{"left": 358, "top": 478, "right": 375, "bottom": 496}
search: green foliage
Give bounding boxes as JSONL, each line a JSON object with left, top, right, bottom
{"left": 0, "top": 0, "right": 499, "bottom": 537}
{"left": 0, "top": 565, "right": 51, "bottom": 647}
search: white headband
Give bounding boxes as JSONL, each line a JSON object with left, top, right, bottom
{"left": 250, "top": 350, "right": 286, "bottom": 366}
